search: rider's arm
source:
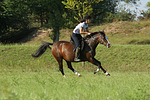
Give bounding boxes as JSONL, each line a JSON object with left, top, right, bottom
{"left": 80, "top": 27, "right": 91, "bottom": 35}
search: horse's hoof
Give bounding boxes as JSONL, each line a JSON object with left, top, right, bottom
{"left": 63, "top": 75, "right": 66, "bottom": 78}
{"left": 94, "top": 71, "right": 97, "bottom": 74}
{"left": 75, "top": 72, "right": 81, "bottom": 77}
{"left": 106, "top": 73, "right": 110, "bottom": 76}
{"left": 78, "top": 74, "right": 82, "bottom": 77}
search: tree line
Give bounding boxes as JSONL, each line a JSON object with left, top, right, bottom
{"left": 0, "top": 0, "right": 150, "bottom": 43}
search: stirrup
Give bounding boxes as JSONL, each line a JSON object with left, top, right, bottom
{"left": 74, "top": 58, "right": 81, "bottom": 61}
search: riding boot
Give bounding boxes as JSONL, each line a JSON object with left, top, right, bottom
{"left": 74, "top": 47, "right": 81, "bottom": 61}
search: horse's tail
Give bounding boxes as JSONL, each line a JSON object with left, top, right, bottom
{"left": 31, "top": 42, "right": 53, "bottom": 58}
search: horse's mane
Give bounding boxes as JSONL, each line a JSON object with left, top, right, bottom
{"left": 84, "top": 31, "right": 104, "bottom": 40}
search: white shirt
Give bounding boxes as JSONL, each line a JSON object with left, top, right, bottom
{"left": 73, "top": 22, "right": 88, "bottom": 34}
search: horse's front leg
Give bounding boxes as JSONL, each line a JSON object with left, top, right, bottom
{"left": 89, "top": 58, "right": 110, "bottom": 76}
{"left": 66, "top": 61, "right": 81, "bottom": 77}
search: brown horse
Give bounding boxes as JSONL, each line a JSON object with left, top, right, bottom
{"left": 32, "top": 31, "right": 111, "bottom": 77}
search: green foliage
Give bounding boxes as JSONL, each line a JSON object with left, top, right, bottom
{"left": 0, "top": 0, "right": 30, "bottom": 35}
{"left": 27, "top": 0, "right": 65, "bottom": 42}
{"left": 91, "top": 0, "right": 117, "bottom": 23}
{"left": 62, "top": 0, "right": 103, "bottom": 21}
{"left": 114, "top": 3, "right": 136, "bottom": 21}
{"left": 27, "top": 0, "right": 52, "bottom": 27}
{"left": 142, "top": 10, "right": 150, "bottom": 19}
{"left": 0, "top": 0, "right": 147, "bottom": 43}
{"left": 115, "top": 9, "right": 136, "bottom": 21}
{"left": 123, "top": 0, "right": 139, "bottom": 4}
{"left": 141, "top": 2, "right": 150, "bottom": 19}
{"left": 147, "top": 2, "right": 150, "bottom": 7}
{"left": 0, "top": 0, "right": 65, "bottom": 43}
{"left": 47, "top": 0, "right": 65, "bottom": 42}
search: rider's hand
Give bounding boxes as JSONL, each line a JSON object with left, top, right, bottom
{"left": 87, "top": 32, "right": 91, "bottom": 35}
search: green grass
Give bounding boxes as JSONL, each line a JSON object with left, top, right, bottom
{"left": 89, "top": 20, "right": 150, "bottom": 45}
{"left": 0, "top": 71, "right": 149, "bottom": 100}
{"left": 0, "top": 45, "right": 150, "bottom": 73}
{"left": 0, "top": 20, "right": 150, "bottom": 99}
{"left": 0, "top": 44, "right": 150, "bottom": 99}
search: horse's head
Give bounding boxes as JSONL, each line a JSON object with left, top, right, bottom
{"left": 84, "top": 31, "right": 111, "bottom": 48}
{"left": 98, "top": 31, "right": 111, "bottom": 48}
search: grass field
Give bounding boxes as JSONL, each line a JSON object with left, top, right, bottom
{"left": 0, "top": 45, "right": 149, "bottom": 72}
{"left": 0, "top": 20, "right": 150, "bottom": 100}
{"left": 0, "top": 71, "right": 149, "bottom": 100}
{"left": 0, "top": 45, "right": 150, "bottom": 100}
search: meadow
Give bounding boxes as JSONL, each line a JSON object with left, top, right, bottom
{"left": 0, "top": 20, "right": 150, "bottom": 100}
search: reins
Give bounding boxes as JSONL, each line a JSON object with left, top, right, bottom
{"left": 84, "top": 32, "right": 101, "bottom": 41}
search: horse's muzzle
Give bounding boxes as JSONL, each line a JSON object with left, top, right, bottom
{"left": 107, "top": 43, "right": 111, "bottom": 48}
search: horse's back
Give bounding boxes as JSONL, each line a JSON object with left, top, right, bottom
{"left": 52, "top": 41, "right": 73, "bottom": 48}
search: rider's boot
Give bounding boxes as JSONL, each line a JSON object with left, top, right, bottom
{"left": 74, "top": 47, "right": 81, "bottom": 61}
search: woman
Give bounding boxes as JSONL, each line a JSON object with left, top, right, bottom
{"left": 71, "top": 15, "right": 92, "bottom": 61}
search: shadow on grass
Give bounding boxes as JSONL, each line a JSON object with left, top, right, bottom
{"left": 0, "top": 27, "right": 40, "bottom": 44}
{"left": 128, "top": 39, "right": 150, "bottom": 45}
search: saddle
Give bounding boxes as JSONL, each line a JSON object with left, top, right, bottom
{"left": 70, "top": 37, "right": 92, "bottom": 60}
{"left": 70, "top": 37, "right": 85, "bottom": 52}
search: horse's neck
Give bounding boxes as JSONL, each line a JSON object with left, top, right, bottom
{"left": 86, "top": 36, "right": 99, "bottom": 49}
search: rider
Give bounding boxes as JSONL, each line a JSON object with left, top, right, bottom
{"left": 71, "top": 15, "right": 92, "bottom": 61}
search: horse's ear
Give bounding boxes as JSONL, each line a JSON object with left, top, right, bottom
{"left": 99, "top": 30, "right": 104, "bottom": 33}
{"left": 99, "top": 29, "right": 105, "bottom": 33}
{"left": 102, "top": 27, "right": 105, "bottom": 32}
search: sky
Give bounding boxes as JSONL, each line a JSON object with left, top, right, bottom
{"left": 134, "top": 0, "right": 150, "bottom": 10}
{"left": 117, "top": 0, "right": 150, "bottom": 18}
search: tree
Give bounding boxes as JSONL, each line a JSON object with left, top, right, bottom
{"left": 122, "top": 0, "right": 139, "bottom": 4}
{"left": 0, "top": 0, "right": 30, "bottom": 35}
{"left": 62, "top": 0, "right": 103, "bottom": 22}
{"left": 115, "top": 9, "right": 136, "bottom": 21}
{"left": 0, "top": 0, "right": 8, "bottom": 34}
{"left": 26, "top": 0, "right": 65, "bottom": 42}
{"left": 0, "top": 0, "right": 32, "bottom": 43}
{"left": 141, "top": 2, "right": 150, "bottom": 19}
{"left": 91, "top": 0, "right": 117, "bottom": 24}
{"left": 48, "top": 0, "right": 65, "bottom": 42}
{"left": 0, "top": 0, "right": 65, "bottom": 43}
{"left": 27, "top": 0, "right": 49, "bottom": 27}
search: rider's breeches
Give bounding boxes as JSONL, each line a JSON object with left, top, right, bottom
{"left": 71, "top": 33, "right": 82, "bottom": 48}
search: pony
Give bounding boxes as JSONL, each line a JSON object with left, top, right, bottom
{"left": 32, "top": 31, "right": 111, "bottom": 77}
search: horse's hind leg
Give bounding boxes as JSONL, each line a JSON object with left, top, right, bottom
{"left": 89, "top": 58, "right": 110, "bottom": 76}
{"left": 66, "top": 61, "right": 81, "bottom": 77}
{"left": 57, "top": 58, "right": 66, "bottom": 77}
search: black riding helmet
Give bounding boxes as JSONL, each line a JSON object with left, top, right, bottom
{"left": 80, "top": 15, "right": 91, "bottom": 22}
{"left": 84, "top": 15, "right": 91, "bottom": 19}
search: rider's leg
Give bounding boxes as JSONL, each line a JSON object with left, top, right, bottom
{"left": 74, "top": 47, "right": 81, "bottom": 61}
{"left": 71, "top": 33, "right": 82, "bottom": 61}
